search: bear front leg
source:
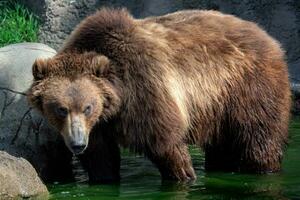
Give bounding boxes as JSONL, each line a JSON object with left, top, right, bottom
{"left": 42, "top": 138, "right": 75, "bottom": 183}
{"left": 129, "top": 90, "right": 196, "bottom": 181}
{"left": 79, "top": 144, "right": 120, "bottom": 184}
{"left": 146, "top": 143, "right": 196, "bottom": 181}
{"left": 79, "top": 122, "right": 121, "bottom": 184}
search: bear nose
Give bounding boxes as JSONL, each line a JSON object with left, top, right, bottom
{"left": 70, "top": 143, "right": 87, "bottom": 155}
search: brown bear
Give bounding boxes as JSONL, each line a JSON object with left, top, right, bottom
{"left": 27, "top": 8, "right": 291, "bottom": 183}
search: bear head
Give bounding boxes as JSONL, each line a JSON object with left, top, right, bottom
{"left": 27, "top": 52, "right": 121, "bottom": 155}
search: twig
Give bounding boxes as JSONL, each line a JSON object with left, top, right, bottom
{"left": 10, "top": 107, "right": 32, "bottom": 144}
{"left": 0, "top": 87, "right": 27, "bottom": 96}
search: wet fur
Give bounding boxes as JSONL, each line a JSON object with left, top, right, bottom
{"left": 28, "top": 8, "right": 291, "bottom": 181}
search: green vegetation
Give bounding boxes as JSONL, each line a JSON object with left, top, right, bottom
{"left": 0, "top": 0, "right": 39, "bottom": 47}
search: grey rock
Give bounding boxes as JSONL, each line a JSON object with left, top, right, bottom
{"left": 290, "top": 59, "right": 300, "bottom": 85}
{"left": 291, "top": 83, "right": 300, "bottom": 93}
{"left": 0, "top": 151, "right": 48, "bottom": 200}
{"left": 0, "top": 43, "right": 56, "bottom": 92}
{"left": 290, "top": 59, "right": 300, "bottom": 114}
{"left": 0, "top": 43, "right": 74, "bottom": 182}
{"left": 21, "top": 0, "right": 99, "bottom": 51}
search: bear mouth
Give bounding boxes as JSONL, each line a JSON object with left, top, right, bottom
{"left": 69, "top": 143, "right": 87, "bottom": 155}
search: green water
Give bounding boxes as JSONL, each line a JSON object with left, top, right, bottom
{"left": 49, "top": 118, "right": 300, "bottom": 200}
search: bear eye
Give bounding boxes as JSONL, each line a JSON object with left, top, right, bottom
{"left": 55, "top": 107, "right": 68, "bottom": 118}
{"left": 84, "top": 105, "right": 93, "bottom": 116}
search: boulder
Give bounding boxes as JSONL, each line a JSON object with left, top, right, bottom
{"left": 0, "top": 43, "right": 74, "bottom": 182}
{"left": 0, "top": 151, "right": 48, "bottom": 199}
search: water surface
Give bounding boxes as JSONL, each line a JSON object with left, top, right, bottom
{"left": 49, "top": 118, "right": 300, "bottom": 200}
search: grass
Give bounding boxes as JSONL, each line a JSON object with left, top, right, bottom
{"left": 0, "top": 0, "right": 39, "bottom": 47}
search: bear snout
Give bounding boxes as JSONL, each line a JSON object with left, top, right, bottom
{"left": 63, "top": 116, "right": 89, "bottom": 155}
{"left": 68, "top": 135, "right": 88, "bottom": 155}
{"left": 70, "top": 142, "right": 87, "bottom": 155}
{"left": 68, "top": 128, "right": 88, "bottom": 155}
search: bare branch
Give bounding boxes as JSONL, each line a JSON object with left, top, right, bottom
{"left": 0, "top": 87, "right": 27, "bottom": 96}
{"left": 0, "top": 91, "right": 16, "bottom": 118}
{"left": 11, "top": 107, "right": 32, "bottom": 145}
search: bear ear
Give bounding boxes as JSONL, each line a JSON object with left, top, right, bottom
{"left": 32, "top": 58, "right": 48, "bottom": 80}
{"left": 91, "top": 55, "right": 110, "bottom": 77}
{"left": 27, "top": 82, "right": 45, "bottom": 113}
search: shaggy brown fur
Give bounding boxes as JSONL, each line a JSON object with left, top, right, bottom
{"left": 27, "top": 8, "right": 291, "bottom": 182}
